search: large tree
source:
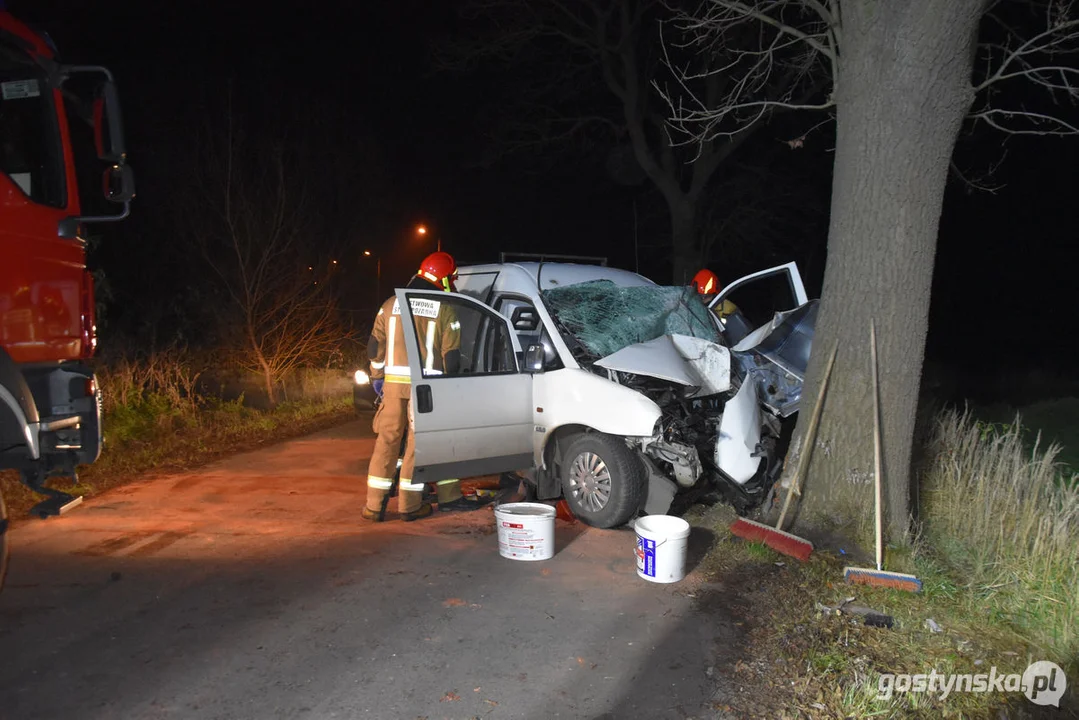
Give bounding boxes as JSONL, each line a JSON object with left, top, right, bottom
{"left": 441, "top": 0, "right": 821, "bottom": 282}
{"left": 668, "top": 0, "right": 1079, "bottom": 538}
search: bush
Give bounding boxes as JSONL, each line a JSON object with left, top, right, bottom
{"left": 920, "top": 409, "right": 1079, "bottom": 664}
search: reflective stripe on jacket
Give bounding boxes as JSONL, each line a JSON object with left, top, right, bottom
{"left": 369, "top": 295, "right": 461, "bottom": 384}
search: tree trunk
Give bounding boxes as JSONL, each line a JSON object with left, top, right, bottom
{"left": 261, "top": 367, "right": 275, "bottom": 407}
{"left": 784, "top": 0, "right": 982, "bottom": 541}
{"left": 669, "top": 199, "right": 698, "bottom": 285}
{"left": 247, "top": 325, "right": 277, "bottom": 407}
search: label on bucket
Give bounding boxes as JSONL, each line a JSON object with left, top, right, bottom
{"left": 636, "top": 535, "right": 657, "bottom": 577}
{"left": 495, "top": 503, "right": 555, "bottom": 561}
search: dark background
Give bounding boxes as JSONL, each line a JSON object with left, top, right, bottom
{"left": 7, "top": 0, "right": 1077, "bottom": 398}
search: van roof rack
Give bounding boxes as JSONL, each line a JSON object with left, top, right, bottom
{"left": 498, "top": 252, "right": 608, "bottom": 266}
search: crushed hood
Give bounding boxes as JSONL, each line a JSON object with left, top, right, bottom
{"left": 733, "top": 300, "right": 817, "bottom": 380}
{"left": 731, "top": 301, "right": 817, "bottom": 418}
{"left": 594, "top": 334, "right": 731, "bottom": 397}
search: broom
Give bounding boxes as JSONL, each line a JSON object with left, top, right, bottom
{"left": 730, "top": 340, "right": 839, "bottom": 561}
{"left": 843, "top": 319, "right": 922, "bottom": 592}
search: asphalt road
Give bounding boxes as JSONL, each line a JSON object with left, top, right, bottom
{"left": 0, "top": 420, "right": 736, "bottom": 720}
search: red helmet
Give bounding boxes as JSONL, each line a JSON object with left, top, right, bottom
{"left": 417, "top": 251, "right": 458, "bottom": 292}
{"left": 691, "top": 268, "right": 720, "bottom": 295}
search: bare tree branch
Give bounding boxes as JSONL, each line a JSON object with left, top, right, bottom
{"left": 971, "top": 1, "right": 1079, "bottom": 135}
{"left": 970, "top": 106, "right": 1079, "bottom": 133}
{"left": 659, "top": 0, "right": 835, "bottom": 152}
{"left": 682, "top": 0, "right": 835, "bottom": 58}
{"left": 667, "top": 0, "right": 1079, "bottom": 162}
{"left": 950, "top": 155, "right": 1009, "bottom": 193}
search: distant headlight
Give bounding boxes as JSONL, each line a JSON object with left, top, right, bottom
{"left": 354, "top": 370, "right": 370, "bottom": 385}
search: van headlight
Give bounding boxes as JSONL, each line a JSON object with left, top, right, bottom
{"left": 354, "top": 370, "right": 370, "bottom": 385}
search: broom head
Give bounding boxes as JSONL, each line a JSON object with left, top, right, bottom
{"left": 843, "top": 566, "right": 922, "bottom": 593}
{"left": 730, "top": 517, "right": 813, "bottom": 562}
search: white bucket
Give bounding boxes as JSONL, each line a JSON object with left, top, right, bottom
{"left": 634, "top": 515, "right": 691, "bottom": 583}
{"left": 494, "top": 502, "right": 556, "bottom": 561}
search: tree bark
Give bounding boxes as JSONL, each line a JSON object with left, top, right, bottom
{"left": 785, "top": 0, "right": 983, "bottom": 541}
{"left": 670, "top": 198, "right": 698, "bottom": 286}
{"left": 262, "top": 368, "right": 275, "bottom": 408}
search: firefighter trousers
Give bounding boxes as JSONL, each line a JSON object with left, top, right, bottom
{"left": 365, "top": 382, "right": 464, "bottom": 514}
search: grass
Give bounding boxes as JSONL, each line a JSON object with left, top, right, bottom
{"left": 694, "top": 408, "right": 1078, "bottom": 718}
{"left": 1, "top": 355, "right": 356, "bottom": 523}
{"left": 921, "top": 409, "right": 1079, "bottom": 669}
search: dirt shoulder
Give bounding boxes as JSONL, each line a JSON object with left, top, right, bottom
{"left": 681, "top": 500, "right": 1076, "bottom": 719}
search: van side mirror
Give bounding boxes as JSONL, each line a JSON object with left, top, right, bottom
{"left": 511, "top": 306, "right": 540, "bottom": 331}
{"left": 524, "top": 344, "right": 546, "bottom": 373}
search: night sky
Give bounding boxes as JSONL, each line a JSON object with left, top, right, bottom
{"left": 8, "top": 0, "right": 1077, "bottom": 393}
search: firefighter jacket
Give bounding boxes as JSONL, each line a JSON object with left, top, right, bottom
{"left": 712, "top": 298, "right": 740, "bottom": 321}
{"left": 369, "top": 295, "right": 461, "bottom": 385}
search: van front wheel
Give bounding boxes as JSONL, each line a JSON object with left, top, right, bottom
{"left": 560, "top": 433, "right": 645, "bottom": 529}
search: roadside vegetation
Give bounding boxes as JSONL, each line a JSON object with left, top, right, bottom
{"left": 0, "top": 348, "right": 357, "bottom": 522}
{"left": 698, "top": 407, "right": 1078, "bottom": 718}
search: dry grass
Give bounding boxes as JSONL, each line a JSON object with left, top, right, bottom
{"left": 96, "top": 347, "right": 204, "bottom": 414}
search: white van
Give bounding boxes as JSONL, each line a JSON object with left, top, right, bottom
{"left": 357, "top": 260, "right": 816, "bottom": 528}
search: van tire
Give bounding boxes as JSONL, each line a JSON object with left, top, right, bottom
{"left": 560, "top": 432, "right": 645, "bottom": 529}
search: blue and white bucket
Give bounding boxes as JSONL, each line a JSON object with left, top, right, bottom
{"left": 634, "top": 515, "right": 691, "bottom": 583}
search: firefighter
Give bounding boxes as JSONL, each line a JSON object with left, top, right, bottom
{"left": 691, "top": 268, "right": 739, "bottom": 321}
{"left": 362, "top": 251, "right": 490, "bottom": 521}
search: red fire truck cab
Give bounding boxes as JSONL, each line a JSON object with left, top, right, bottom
{"left": 0, "top": 8, "right": 135, "bottom": 521}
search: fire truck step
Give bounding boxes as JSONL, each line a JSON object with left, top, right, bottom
{"left": 30, "top": 493, "right": 83, "bottom": 519}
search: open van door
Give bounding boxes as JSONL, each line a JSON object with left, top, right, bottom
{"left": 708, "top": 261, "right": 809, "bottom": 346}
{"left": 394, "top": 289, "right": 535, "bottom": 483}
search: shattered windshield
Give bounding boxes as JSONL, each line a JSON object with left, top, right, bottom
{"left": 542, "top": 280, "right": 722, "bottom": 359}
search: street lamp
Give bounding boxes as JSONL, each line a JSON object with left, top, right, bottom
{"left": 363, "top": 250, "right": 381, "bottom": 307}
{"left": 416, "top": 224, "right": 440, "bottom": 252}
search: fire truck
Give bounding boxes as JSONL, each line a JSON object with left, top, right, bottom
{"left": 0, "top": 6, "right": 135, "bottom": 585}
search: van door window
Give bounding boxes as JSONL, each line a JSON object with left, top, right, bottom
{"left": 494, "top": 295, "right": 563, "bottom": 371}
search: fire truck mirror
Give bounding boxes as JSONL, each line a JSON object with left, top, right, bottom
{"left": 92, "top": 81, "right": 126, "bottom": 163}
{"left": 102, "top": 163, "right": 135, "bottom": 204}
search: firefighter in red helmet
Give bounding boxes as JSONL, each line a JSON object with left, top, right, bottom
{"left": 691, "top": 268, "right": 739, "bottom": 320}
{"left": 362, "top": 251, "right": 489, "bottom": 520}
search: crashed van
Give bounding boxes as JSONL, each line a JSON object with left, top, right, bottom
{"left": 356, "top": 260, "right": 817, "bottom": 529}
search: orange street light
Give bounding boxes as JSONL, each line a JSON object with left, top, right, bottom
{"left": 416, "top": 224, "right": 441, "bottom": 252}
